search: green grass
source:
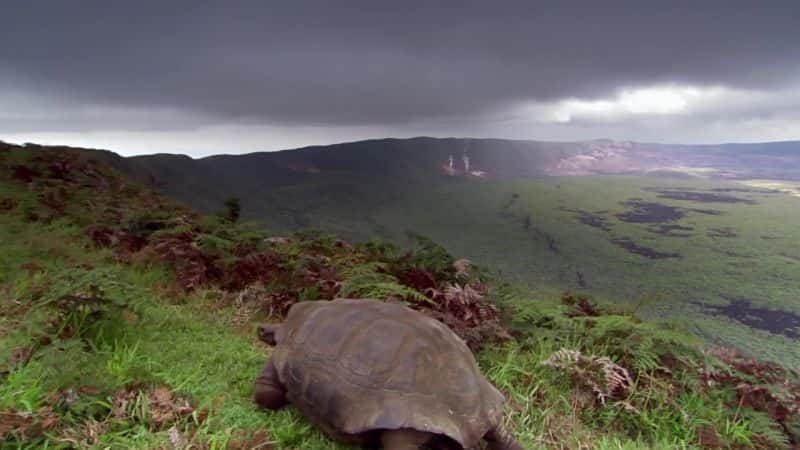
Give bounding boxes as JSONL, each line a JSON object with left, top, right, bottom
{"left": 2, "top": 144, "right": 798, "bottom": 449}
{"left": 0, "top": 218, "right": 345, "bottom": 449}
{"left": 0, "top": 221, "right": 788, "bottom": 449}
{"left": 0, "top": 222, "right": 726, "bottom": 449}
{"left": 350, "top": 176, "right": 800, "bottom": 370}
{"left": 89, "top": 138, "right": 800, "bottom": 368}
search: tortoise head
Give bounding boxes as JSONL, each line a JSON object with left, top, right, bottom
{"left": 257, "top": 323, "right": 282, "bottom": 346}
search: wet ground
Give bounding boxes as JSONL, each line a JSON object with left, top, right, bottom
{"left": 611, "top": 237, "right": 682, "bottom": 259}
{"left": 646, "top": 188, "right": 758, "bottom": 204}
{"left": 616, "top": 200, "right": 686, "bottom": 223}
{"left": 698, "top": 299, "right": 800, "bottom": 338}
{"left": 563, "top": 207, "right": 613, "bottom": 231}
{"left": 647, "top": 223, "right": 693, "bottom": 237}
{"left": 710, "top": 247, "right": 752, "bottom": 258}
{"left": 689, "top": 208, "right": 725, "bottom": 215}
{"left": 710, "top": 187, "right": 780, "bottom": 194}
{"left": 708, "top": 227, "right": 737, "bottom": 238}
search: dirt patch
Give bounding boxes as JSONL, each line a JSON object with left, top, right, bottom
{"left": 11, "top": 165, "right": 42, "bottom": 183}
{"left": 708, "top": 227, "right": 737, "bottom": 238}
{"left": 699, "top": 299, "right": 800, "bottom": 338}
{"left": 611, "top": 238, "right": 681, "bottom": 259}
{"left": 646, "top": 224, "right": 693, "bottom": 237}
{"left": 648, "top": 188, "right": 757, "bottom": 204}
{"left": 0, "top": 407, "right": 61, "bottom": 442}
{"left": 228, "top": 430, "right": 276, "bottom": 450}
{"left": 616, "top": 200, "right": 686, "bottom": 223}
{"left": 562, "top": 292, "right": 601, "bottom": 316}
{"left": 704, "top": 347, "right": 800, "bottom": 445}
{"left": 0, "top": 198, "right": 18, "bottom": 212}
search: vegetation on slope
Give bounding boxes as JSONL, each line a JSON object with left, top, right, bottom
{"left": 98, "top": 137, "right": 800, "bottom": 237}
{"left": 368, "top": 176, "right": 800, "bottom": 370}
{"left": 94, "top": 137, "right": 800, "bottom": 372}
{"left": 1, "top": 142, "right": 799, "bottom": 449}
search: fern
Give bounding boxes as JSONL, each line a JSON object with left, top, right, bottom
{"left": 452, "top": 258, "right": 472, "bottom": 279}
{"left": 740, "top": 409, "right": 791, "bottom": 449}
{"left": 405, "top": 231, "right": 455, "bottom": 276}
{"left": 356, "top": 239, "right": 401, "bottom": 261}
{"left": 340, "top": 263, "right": 432, "bottom": 304}
{"left": 443, "top": 283, "right": 483, "bottom": 305}
{"left": 631, "top": 338, "right": 661, "bottom": 374}
{"left": 543, "top": 348, "right": 633, "bottom": 405}
{"left": 344, "top": 282, "right": 430, "bottom": 303}
{"left": 196, "top": 233, "right": 235, "bottom": 259}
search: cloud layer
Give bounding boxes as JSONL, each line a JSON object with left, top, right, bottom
{"left": 2, "top": 1, "right": 799, "bottom": 154}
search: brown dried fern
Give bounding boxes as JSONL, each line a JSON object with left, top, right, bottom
{"left": 544, "top": 348, "right": 633, "bottom": 406}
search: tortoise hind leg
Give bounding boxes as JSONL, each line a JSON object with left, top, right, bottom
{"left": 484, "top": 424, "right": 525, "bottom": 450}
{"left": 254, "top": 358, "right": 287, "bottom": 410}
{"left": 380, "top": 429, "right": 434, "bottom": 450}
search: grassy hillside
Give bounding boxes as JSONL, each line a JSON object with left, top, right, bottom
{"left": 96, "top": 137, "right": 800, "bottom": 230}
{"left": 1, "top": 142, "right": 799, "bottom": 449}
{"left": 366, "top": 176, "right": 800, "bottom": 369}
{"left": 94, "top": 137, "right": 800, "bottom": 369}
{"left": 91, "top": 137, "right": 584, "bottom": 229}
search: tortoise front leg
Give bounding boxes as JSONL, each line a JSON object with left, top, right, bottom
{"left": 254, "top": 358, "right": 287, "bottom": 410}
{"left": 380, "top": 429, "right": 434, "bottom": 450}
{"left": 484, "top": 424, "right": 525, "bottom": 450}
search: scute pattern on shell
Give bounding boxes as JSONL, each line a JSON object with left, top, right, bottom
{"left": 271, "top": 299, "right": 506, "bottom": 448}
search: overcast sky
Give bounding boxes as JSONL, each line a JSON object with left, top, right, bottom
{"left": 2, "top": 1, "right": 799, "bottom": 156}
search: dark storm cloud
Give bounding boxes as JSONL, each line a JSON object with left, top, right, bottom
{"left": 2, "top": 0, "right": 798, "bottom": 129}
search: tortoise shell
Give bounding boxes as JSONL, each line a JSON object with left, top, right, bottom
{"left": 271, "top": 298, "right": 506, "bottom": 448}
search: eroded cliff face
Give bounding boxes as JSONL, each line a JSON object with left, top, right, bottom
{"left": 543, "top": 140, "right": 719, "bottom": 178}
{"left": 543, "top": 139, "right": 800, "bottom": 180}
{"left": 546, "top": 140, "right": 641, "bottom": 176}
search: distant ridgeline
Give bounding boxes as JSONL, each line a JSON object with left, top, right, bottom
{"left": 80, "top": 137, "right": 800, "bottom": 231}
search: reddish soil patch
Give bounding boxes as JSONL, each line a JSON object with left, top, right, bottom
{"left": 11, "top": 165, "right": 41, "bottom": 183}
{"left": 0, "top": 198, "right": 18, "bottom": 212}
{"left": 562, "top": 293, "right": 601, "bottom": 317}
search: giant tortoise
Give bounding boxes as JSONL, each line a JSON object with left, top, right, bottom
{"left": 254, "top": 298, "right": 524, "bottom": 450}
